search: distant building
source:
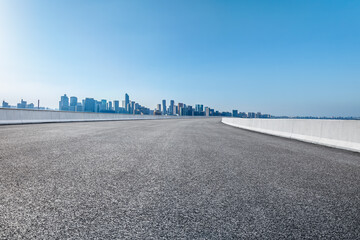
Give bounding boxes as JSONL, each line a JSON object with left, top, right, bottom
{"left": 169, "top": 100, "right": 174, "bottom": 115}
{"left": 17, "top": 99, "right": 27, "bottom": 109}
{"left": 59, "top": 94, "right": 69, "bottom": 111}
{"left": 205, "top": 107, "right": 210, "bottom": 117}
{"left": 248, "top": 112, "right": 256, "bottom": 118}
{"left": 100, "top": 99, "right": 107, "bottom": 112}
{"left": 114, "top": 100, "right": 120, "bottom": 113}
{"left": 70, "top": 97, "right": 77, "bottom": 107}
{"left": 162, "top": 100, "right": 166, "bottom": 115}
{"left": 187, "top": 105, "right": 194, "bottom": 116}
{"left": 84, "top": 98, "right": 95, "bottom": 112}
{"left": 157, "top": 104, "right": 161, "bottom": 112}
{"left": 108, "top": 101, "right": 113, "bottom": 111}
{"left": 154, "top": 110, "right": 162, "bottom": 115}
{"left": 130, "top": 101, "right": 135, "bottom": 114}
{"left": 232, "top": 110, "right": 238, "bottom": 117}
{"left": 68, "top": 97, "right": 77, "bottom": 111}
{"left": 239, "top": 112, "right": 247, "bottom": 118}
{"left": 125, "top": 93, "right": 130, "bottom": 113}
{"left": 27, "top": 103, "right": 34, "bottom": 109}
{"left": 76, "top": 102, "right": 83, "bottom": 112}
{"left": 195, "top": 104, "right": 204, "bottom": 113}
{"left": 2, "top": 101, "right": 9, "bottom": 108}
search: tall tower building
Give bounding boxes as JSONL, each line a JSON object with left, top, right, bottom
{"left": 70, "top": 97, "right": 77, "bottom": 107}
{"left": 125, "top": 93, "right": 130, "bottom": 113}
{"left": 59, "top": 94, "right": 69, "bottom": 111}
{"left": 84, "top": 98, "right": 95, "bottom": 112}
{"left": 169, "top": 100, "right": 174, "bottom": 115}
{"left": 114, "top": 100, "right": 119, "bottom": 113}
{"left": 162, "top": 100, "right": 166, "bottom": 115}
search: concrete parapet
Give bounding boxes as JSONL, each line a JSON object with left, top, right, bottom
{"left": 222, "top": 117, "right": 360, "bottom": 153}
{"left": 0, "top": 108, "right": 204, "bottom": 125}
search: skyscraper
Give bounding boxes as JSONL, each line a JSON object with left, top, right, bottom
{"left": 59, "top": 94, "right": 69, "bottom": 111}
{"left": 69, "top": 96, "right": 77, "bottom": 111}
{"left": 162, "top": 99, "right": 166, "bottom": 115}
{"left": 125, "top": 93, "right": 129, "bottom": 113}
{"left": 84, "top": 98, "right": 95, "bottom": 112}
{"left": 114, "top": 100, "right": 119, "bottom": 113}
{"left": 232, "top": 110, "right": 238, "bottom": 117}
{"left": 70, "top": 97, "right": 77, "bottom": 107}
{"left": 101, "top": 99, "right": 107, "bottom": 112}
{"left": 169, "top": 100, "right": 174, "bottom": 115}
{"left": 195, "top": 104, "right": 204, "bottom": 113}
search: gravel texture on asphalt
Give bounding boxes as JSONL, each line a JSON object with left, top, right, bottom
{"left": 0, "top": 118, "right": 359, "bottom": 239}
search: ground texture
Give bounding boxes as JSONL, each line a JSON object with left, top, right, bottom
{"left": 0, "top": 118, "right": 359, "bottom": 239}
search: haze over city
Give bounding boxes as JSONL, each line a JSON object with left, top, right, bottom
{"left": 1, "top": 0, "right": 359, "bottom": 117}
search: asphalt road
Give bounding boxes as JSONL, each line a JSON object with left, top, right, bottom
{"left": 1, "top": 118, "right": 359, "bottom": 239}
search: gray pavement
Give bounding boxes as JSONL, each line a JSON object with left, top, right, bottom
{"left": 0, "top": 118, "right": 359, "bottom": 239}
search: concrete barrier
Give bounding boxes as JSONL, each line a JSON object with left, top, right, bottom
{"left": 0, "top": 108, "right": 207, "bottom": 125}
{"left": 222, "top": 117, "right": 360, "bottom": 153}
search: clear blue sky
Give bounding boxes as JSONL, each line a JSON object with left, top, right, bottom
{"left": 1, "top": 0, "right": 359, "bottom": 116}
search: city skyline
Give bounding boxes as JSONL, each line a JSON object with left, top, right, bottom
{"left": 1, "top": 1, "right": 360, "bottom": 117}
{"left": 3, "top": 93, "right": 359, "bottom": 120}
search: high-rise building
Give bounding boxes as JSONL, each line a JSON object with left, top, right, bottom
{"left": 169, "top": 100, "right": 174, "bottom": 115}
{"left": 248, "top": 112, "right": 256, "bottom": 118}
{"left": 114, "top": 100, "right": 120, "bottom": 113}
{"left": 125, "top": 93, "right": 130, "bottom": 113}
{"left": 108, "top": 101, "right": 113, "bottom": 111}
{"left": 70, "top": 97, "right": 77, "bottom": 107}
{"left": 84, "top": 98, "right": 95, "bottom": 112}
{"left": 76, "top": 102, "right": 83, "bottom": 112}
{"left": 232, "top": 110, "right": 238, "bottom": 117}
{"left": 59, "top": 94, "right": 69, "bottom": 111}
{"left": 187, "top": 105, "right": 193, "bottom": 116}
{"left": 69, "top": 96, "right": 78, "bottom": 111}
{"left": 162, "top": 99, "right": 166, "bottom": 115}
{"left": 195, "top": 104, "right": 204, "bottom": 113}
{"left": 130, "top": 101, "right": 135, "bottom": 114}
{"left": 100, "top": 99, "right": 107, "bottom": 112}
{"left": 178, "top": 103, "right": 184, "bottom": 116}
{"left": 157, "top": 104, "right": 161, "bottom": 111}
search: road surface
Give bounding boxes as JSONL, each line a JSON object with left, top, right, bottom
{"left": 1, "top": 118, "right": 359, "bottom": 239}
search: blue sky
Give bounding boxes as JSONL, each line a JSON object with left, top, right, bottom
{"left": 0, "top": 0, "right": 359, "bottom": 116}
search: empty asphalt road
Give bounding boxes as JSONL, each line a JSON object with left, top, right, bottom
{"left": 1, "top": 118, "right": 360, "bottom": 239}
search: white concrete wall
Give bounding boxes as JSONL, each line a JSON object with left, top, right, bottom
{"left": 0, "top": 108, "right": 204, "bottom": 125}
{"left": 222, "top": 117, "right": 360, "bottom": 153}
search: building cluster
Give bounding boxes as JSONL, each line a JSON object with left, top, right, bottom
{"left": 2, "top": 99, "right": 47, "bottom": 110}
{"left": 232, "top": 110, "right": 271, "bottom": 119}
{"left": 58, "top": 94, "right": 233, "bottom": 116}
{"left": 58, "top": 93, "right": 151, "bottom": 115}
{"left": 2, "top": 95, "right": 272, "bottom": 119}
{"left": 154, "top": 100, "right": 232, "bottom": 117}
